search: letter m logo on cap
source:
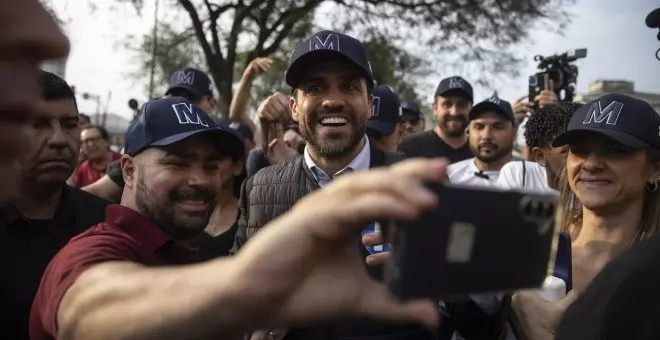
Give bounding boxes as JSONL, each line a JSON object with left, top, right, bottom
{"left": 310, "top": 34, "right": 340, "bottom": 52}
{"left": 583, "top": 101, "right": 624, "bottom": 126}
{"left": 371, "top": 96, "right": 381, "bottom": 117}
{"left": 449, "top": 77, "right": 465, "bottom": 89}
{"left": 172, "top": 103, "right": 209, "bottom": 127}
{"left": 176, "top": 71, "right": 195, "bottom": 86}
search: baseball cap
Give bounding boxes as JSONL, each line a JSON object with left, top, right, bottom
{"left": 469, "top": 94, "right": 515, "bottom": 123}
{"left": 367, "top": 85, "right": 402, "bottom": 136}
{"left": 124, "top": 97, "right": 244, "bottom": 157}
{"left": 435, "top": 76, "right": 474, "bottom": 103}
{"left": 553, "top": 93, "right": 660, "bottom": 149}
{"left": 165, "top": 67, "right": 214, "bottom": 99}
{"left": 285, "top": 30, "right": 374, "bottom": 88}
{"left": 227, "top": 121, "right": 254, "bottom": 142}
{"left": 401, "top": 101, "right": 422, "bottom": 121}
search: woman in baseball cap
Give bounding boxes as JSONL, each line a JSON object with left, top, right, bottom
{"left": 511, "top": 93, "right": 660, "bottom": 340}
{"left": 552, "top": 93, "right": 660, "bottom": 242}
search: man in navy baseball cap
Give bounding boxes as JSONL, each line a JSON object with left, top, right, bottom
{"left": 124, "top": 96, "right": 244, "bottom": 158}
{"left": 237, "top": 30, "right": 438, "bottom": 340}
{"left": 447, "top": 93, "right": 516, "bottom": 183}
{"left": 398, "top": 76, "right": 474, "bottom": 163}
{"left": 285, "top": 30, "right": 374, "bottom": 88}
{"left": 116, "top": 96, "right": 244, "bottom": 244}
{"left": 553, "top": 93, "right": 660, "bottom": 149}
{"left": 435, "top": 76, "right": 474, "bottom": 103}
{"left": 366, "top": 85, "right": 405, "bottom": 152}
{"left": 165, "top": 67, "right": 217, "bottom": 115}
{"left": 469, "top": 94, "right": 515, "bottom": 124}
{"left": 400, "top": 100, "right": 425, "bottom": 134}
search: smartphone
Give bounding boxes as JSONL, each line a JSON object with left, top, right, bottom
{"left": 385, "top": 182, "right": 558, "bottom": 301}
{"left": 553, "top": 232, "right": 572, "bottom": 292}
{"left": 362, "top": 222, "right": 389, "bottom": 254}
{"left": 528, "top": 73, "right": 549, "bottom": 110}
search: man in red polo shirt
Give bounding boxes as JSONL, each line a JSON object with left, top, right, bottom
{"left": 29, "top": 96, "right": 447, "bottom": 340}
{"left": 72, "top": 125, "right": 121, "bottom": 187}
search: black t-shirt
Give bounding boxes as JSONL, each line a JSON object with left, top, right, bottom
{"left": 0, "top": 186, "right": 110, "bottom": 340}
{"left": 398, "top": 130, "right": 472, "bottom": 163}
{"left": 187, "top": 211, "right": 239, "bottom": 261}
{"left": 556, "top": 232, "right": 660, "bottom": 340}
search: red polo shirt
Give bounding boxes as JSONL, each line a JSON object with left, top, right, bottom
{"left": 73, "top": 151, "right": 122, "bottom": 187}
{"left": 29, "top": 205, "right": 196, "bottom": 340}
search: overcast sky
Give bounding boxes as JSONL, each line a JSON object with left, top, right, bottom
{"left": 51, "top": 0, "right": 660, "bottom": 120}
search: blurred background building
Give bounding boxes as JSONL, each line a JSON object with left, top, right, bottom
{"left": 577, "top": 80, "right": 660, "bottom": 111}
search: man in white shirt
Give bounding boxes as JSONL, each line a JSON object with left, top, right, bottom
{"left": 448, "top": 94, "right": 517, "bottom": 186}
{"left": 496, "top": 102, "right": 583, "bottom": 192}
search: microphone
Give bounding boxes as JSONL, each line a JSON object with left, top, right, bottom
{"left": 648, "top": 8, "right": 660, "bottom": 60}
{"left": 646, "top": 8, "right": 660, "bottom": 28}
{"left": 474, "top": 171, "right": 490, "bottom": 180}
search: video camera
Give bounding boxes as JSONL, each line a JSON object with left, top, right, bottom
{"left": 528, "top": 48, "right": 587, "bottom": 107}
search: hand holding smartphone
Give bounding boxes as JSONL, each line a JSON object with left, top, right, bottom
{"left": 385, "top": 182, "right": 559, "bottom": 301}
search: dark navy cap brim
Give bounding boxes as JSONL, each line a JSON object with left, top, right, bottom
{"left": 367, "top": 120, "right": 396, "bottom": 136}
{"left": 148, "top": 129, "right": 245, "bottom": 157}
{"left": 165, "top": 84, "right": 206, "bottom": 98}
{"left": 436, "top": 88, "right": 473, "bottom": 102}
{"left": 401, "top": 111, "right": 421, "bottom": 121}
{"left": 469, "top": 102, "right": 514, "bottom": 122}
{"left": 286, "top": 50, "right": 372, "bottom": 87}
{"left": 552, "top": 128, "right": 649, "bottom": 149}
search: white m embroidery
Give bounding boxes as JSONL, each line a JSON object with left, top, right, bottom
{"left": 175, "top": 71, "right": 195, "bottom": 86}
{"left": 582, "top": 101, "right": 624, "bottom": 125}
{"left": 310, "top": 34, "right": 340, "bottom": 52}
{"left": 371, "top": 96, "right": 381, "bottom": 117}
{"left": 172, "top": 103, "right": 210, "bottom": 127}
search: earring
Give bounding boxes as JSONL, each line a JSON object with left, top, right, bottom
{"left": 647, "top": 180, "right": 659, "bottom": 193}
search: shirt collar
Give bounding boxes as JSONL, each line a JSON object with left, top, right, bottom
{"left": 0, "top": 186, "right": 76, "bottom": 226}
{"left": 304, "top": 136, "right": 371, "bottom": 181}
{"left": 104, "top": 204, "right": 173, "bottom": 253}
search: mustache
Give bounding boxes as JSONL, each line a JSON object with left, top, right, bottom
{"left": 478, "top": 143, "right": 498, "bottom": 149}
{"left": 442, "top": 116, "right": 467, "bottom": 122}
{"left": 169, "top": 187, "right": 215, "bottom": 203}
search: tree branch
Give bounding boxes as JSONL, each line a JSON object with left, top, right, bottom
{"left": 203, "top": 0, "right": 223, "bottom": 58}
{"left": 255, "top": 0, "right": 323, "bottom": 60}
{"left": 177, "top": 0, "right": 221, "bottom": 67}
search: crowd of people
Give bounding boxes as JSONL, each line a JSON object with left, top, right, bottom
{"left": 2, "top": 1, "right": 660, "bottom": 340}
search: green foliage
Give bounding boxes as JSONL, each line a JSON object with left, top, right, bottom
{"left": 363, "top": 34, "right": 427, "bottom": 104}
{"left": 119, "top": 0, "right": 573, "bottom": 118}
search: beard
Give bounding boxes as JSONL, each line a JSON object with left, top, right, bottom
{"left": 300, "top": 106, "right": 367, "bottom": 160}
{"left": 470, "top": 142, "right": 514, "bottom": 164}
{"left": 135, "top": 168, "right": 216, "bottom": 240}
{"left": 439, "top": 115, "right": 468, "bottom": 138}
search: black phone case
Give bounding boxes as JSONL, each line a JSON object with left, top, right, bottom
{"left": 528, "top": 73, "right": 549, "bottom": 110}
{"left": 385, "top": 182, "right": 558, "bottom": 301}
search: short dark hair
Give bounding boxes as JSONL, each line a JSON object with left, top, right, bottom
{"left": 40, "top": 70, "right": 78, "bottom": 110}
{"left": 524, "top": 102, "right": 583, "bottom": 149}
{"left": 167, "top": 88, "right": 201, "bottom": 105}
{"left": 84, "top": 125, "right": 111, "bottom": 141}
